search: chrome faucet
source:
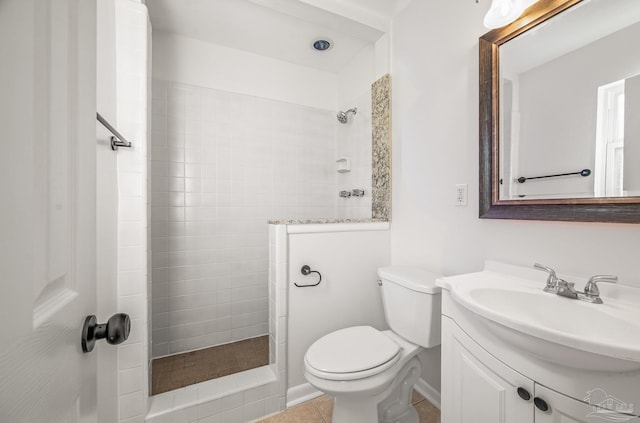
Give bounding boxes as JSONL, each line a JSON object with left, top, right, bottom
{"left": 556, "top": 279, "right": 580, "bottom": 299}
{"left": 533, "top": 264, "right": 617, "bottom": 304}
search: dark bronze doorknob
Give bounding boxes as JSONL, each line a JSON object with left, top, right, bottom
{"left": 81, "top": 313, "right": 131, "bottom": 353}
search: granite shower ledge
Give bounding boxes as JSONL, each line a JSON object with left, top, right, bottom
{"left": 268, "top": 218, "right": 387, "bottom": 225}
{"left": 269, "top": 219, "right": 390, "bottom": 234}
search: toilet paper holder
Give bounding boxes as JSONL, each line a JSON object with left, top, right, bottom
{"left": 295, "top": 265, "right": 322, "bottom": 288}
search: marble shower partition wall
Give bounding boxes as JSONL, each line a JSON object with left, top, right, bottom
{"left": 372, "top": 74, "right": 392, "bottom": 220}
{"left": 150, "top": 81, "right": 339, "bottom": 358}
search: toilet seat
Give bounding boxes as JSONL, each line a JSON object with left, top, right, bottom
{"left": 304, "top": 326, "right": 401, "bottom": 381}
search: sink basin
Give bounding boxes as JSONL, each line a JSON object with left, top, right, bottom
{"left": 438, "top": 262, "right": 640, "bottom": 372}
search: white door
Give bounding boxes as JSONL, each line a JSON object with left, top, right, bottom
{"left": 441, "top": 318, "right": 534, "bottom": 423}
{"left": 0, "top": 0, "right": 98, "bottom": 422}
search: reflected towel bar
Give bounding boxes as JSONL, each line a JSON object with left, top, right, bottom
{"left": 517, "top": 169, "right": 591, "bottom": 184}
{"left": 96, "top": 112, "right": 133, "bottom": 151}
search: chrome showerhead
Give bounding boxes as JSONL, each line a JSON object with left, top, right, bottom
{"left": 337, "top": 107, "right": 357, "bottom": 124}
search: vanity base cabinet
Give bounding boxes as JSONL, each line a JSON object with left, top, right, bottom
{"left": 534, "top": 385, "right": 640, "bottom": 423}
{"left": 442, "top": 316, "right": 640, "bottom": 423}
{"left": 442, "top": 317, "right": 534, "bottom": 423}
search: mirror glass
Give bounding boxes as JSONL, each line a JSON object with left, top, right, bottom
{"left": 498, "top": 0, "right": 640, "bottom": 201}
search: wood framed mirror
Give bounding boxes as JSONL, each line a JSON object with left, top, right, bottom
{"left": 479, "top": 0, "right": 640, "bottom": 223}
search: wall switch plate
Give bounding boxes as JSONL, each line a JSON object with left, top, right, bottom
{"left": 456, "top": 184, "right": 468, "bottom": 206}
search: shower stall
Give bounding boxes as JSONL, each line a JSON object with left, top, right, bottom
{"left": 150, "top": 83, "right": 372, "bottom": 393}
{"left": 146, "top": 0, "right": 382, "bottom": 402}
{"left": 149, "top": 83, "right": 348, "bottom": 393}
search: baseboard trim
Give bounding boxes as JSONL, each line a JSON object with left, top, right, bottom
{"left": 287, "top": 379, "right": 440, "bottom": 411}
{"left": 414, "top": 378, "right": 441, "bottom": 409}
{"left": 286, "top": 383, "right": 324, "bottom": 408}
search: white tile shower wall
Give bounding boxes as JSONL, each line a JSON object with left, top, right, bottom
{"left": 336, "top": 89, "right": 373, "bottom": 219}
{"left": 115, "top": 1, "right": 150, "bottom": 422}
{"left": 147, "top": 17, "right": 154, "bottom": 403}
{"left": 269, "top": 224, "right": 289, "bottom": 411}
{"left": 151, "top": 80, "right": 338, "bottom": 357}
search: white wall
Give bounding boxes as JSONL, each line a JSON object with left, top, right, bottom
{"left": 375, "top": 34, "right": 391, "bottom": 80}
{"left": 287, "top": 227, "right": 391, "bottom": 394}
{"left": 337, "top": 45, "right": 375, "bottom": 107}
{"left": 153, "top": 32, "right": 338, "bottom": 110}
{"left": 390, "top": 0, "right": 640, "bottom": 392}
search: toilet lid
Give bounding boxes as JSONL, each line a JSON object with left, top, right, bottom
{"left": 305, "top": 326, "right": 400, "bottom": 377}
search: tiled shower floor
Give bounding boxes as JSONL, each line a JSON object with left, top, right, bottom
{"left": 151, "top": 336, "right": 269, "bottom": 395}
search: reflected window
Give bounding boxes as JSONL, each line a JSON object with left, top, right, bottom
{"left": 595, "top": 79, "right": 625, "bottom": 197}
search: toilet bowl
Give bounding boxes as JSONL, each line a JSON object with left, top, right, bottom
{"left": 303, "top": 266, "right": 442, "bottom": 423}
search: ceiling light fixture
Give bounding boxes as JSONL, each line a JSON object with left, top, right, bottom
{"left": 483, "top": 0, "right": 539, "bottom": 29}
{"left": 312, "top": 39, "right": 332, "bottom": 51}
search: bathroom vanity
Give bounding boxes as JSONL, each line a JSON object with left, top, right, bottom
{"left": 437, "top": 262, "right": 640, "bottom": 422}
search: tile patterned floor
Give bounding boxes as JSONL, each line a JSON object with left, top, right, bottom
{"left": 151, "top": 335, "right": 269, "bottom": 395}
{"left": 255, "top": 390, "right": 441, "bottom": 423}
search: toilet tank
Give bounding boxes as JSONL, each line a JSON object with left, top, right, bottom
{"left": 378, "top": 266, "right": 442, "bottom": 348}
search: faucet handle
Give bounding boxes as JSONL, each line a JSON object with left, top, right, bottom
{"left": 534, "top": 263, "right": 558, "bottom": 292}
{"left": 534, "top": 263, "right": 556, "bottom": 276}
{"left": 584, "top": 275, "right": 618, "bottom": 297}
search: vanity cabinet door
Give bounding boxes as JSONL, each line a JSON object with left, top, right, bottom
{"left": 442, "top": 318, "right": 534, "bottom": 423}
{"left": 534, "top": 384, "right": 640, "bottom": 423}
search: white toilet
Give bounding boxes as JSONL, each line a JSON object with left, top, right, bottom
{"left": 303, "top": 266, "right": 442, "bottom": 423}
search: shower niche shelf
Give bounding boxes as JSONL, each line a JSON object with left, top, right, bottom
{"left": 336, "top": 157, "right": 350, "bottom": 173}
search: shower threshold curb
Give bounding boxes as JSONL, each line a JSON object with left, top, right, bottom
{"left": 146, "top": 365, "right": 277, "bottom": 420}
